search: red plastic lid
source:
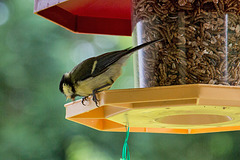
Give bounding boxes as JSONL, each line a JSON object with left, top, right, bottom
{"left": 34, "top": 0, "right": 132, "bottom": 36}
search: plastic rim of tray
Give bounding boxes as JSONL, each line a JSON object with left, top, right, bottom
{"left": 64, "top": 84, "right": 240, "bottom": 134}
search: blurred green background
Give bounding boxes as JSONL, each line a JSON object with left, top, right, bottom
{"left": 1, "top": 0, "right": 240, "bottom": 160}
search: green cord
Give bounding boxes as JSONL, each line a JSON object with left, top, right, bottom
{"left": 120, "top": 126, "right": 130, "bottom": 160}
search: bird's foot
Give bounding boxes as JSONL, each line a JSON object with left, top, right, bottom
{"left": 91, "top": 81, "right": 113, "bottom": 107}
{"left": 92, "top": 93, "right": 99, "bottom": 107}
{"left": 81, "top": 96, "right": 89, "bottom": 106}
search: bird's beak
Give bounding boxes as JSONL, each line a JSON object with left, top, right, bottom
{"left": 66, "top": 96, "right": 71, "bottom": 101}
{"left": 66, "top": 96, "right": 75, "bottom": 102}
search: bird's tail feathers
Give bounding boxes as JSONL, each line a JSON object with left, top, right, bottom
{"left": 127, "top": 38, "right": 164, "bottom": 54}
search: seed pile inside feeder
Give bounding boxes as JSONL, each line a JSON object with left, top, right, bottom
{"left": 133, "top": 0, "right": 240, "bottom": 87}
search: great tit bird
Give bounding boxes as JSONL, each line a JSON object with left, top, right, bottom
{"left": 59, "top": 38, "right": 163, "bottom": 106}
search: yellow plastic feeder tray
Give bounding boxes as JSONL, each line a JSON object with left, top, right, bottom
{"left": 35, "top": 0, "right": 240, "bottom": 134}
{"left": 65, "top": 84, "right": 240, "bottom": 134}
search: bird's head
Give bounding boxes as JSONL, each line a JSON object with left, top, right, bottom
{"left": 59, "top": 73, "right": 76, "bottom": 101}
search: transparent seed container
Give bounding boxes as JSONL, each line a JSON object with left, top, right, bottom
{"left": 132, "top": 0, "right": 240, "bottom": 88}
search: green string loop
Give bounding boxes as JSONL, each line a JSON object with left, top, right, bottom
{"left": 120, "top": 126, "right": 130, "bottom": 160}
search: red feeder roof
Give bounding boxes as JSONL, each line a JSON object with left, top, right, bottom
{"left": 34, "top": 0, "right": 132, "bottom": 36}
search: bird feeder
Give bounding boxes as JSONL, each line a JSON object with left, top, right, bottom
{"left": 34, "top": 0, "right": 240, "bottom": 134}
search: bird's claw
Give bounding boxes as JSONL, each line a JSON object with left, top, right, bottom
{"left": 92, "top": 94, "right": 99, "bottom": 107}
{"left": 81, "top": 96, "right": 88, "bottom": 106}
{"left": 81, "top": 95, "right": 99, "bottom": 107}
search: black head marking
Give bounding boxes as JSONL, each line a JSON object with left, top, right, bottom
{"left": 59, "top": 75, "right": 65, "bottom": 93}
{"left": 59, "top": 74, "right": 75, "bottom": 93}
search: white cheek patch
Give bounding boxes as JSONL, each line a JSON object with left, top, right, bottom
{"left": 62, "top": 84, "right": 73, "bottom": 97}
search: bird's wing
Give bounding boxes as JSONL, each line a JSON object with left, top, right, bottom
{"left": 91, "top": 48, "right": 131, "bottom": 77}
{"left": 70, "top": 48, "right": 130, "bottom": 82}
{"left": 91, "top": 39, "right": 163, "bottom": 77}
{"left": 70, "top": 57, "right": 97, "bottom": 82}
{"left": 70, "top": 38, "right": 163, "bottom": 82}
